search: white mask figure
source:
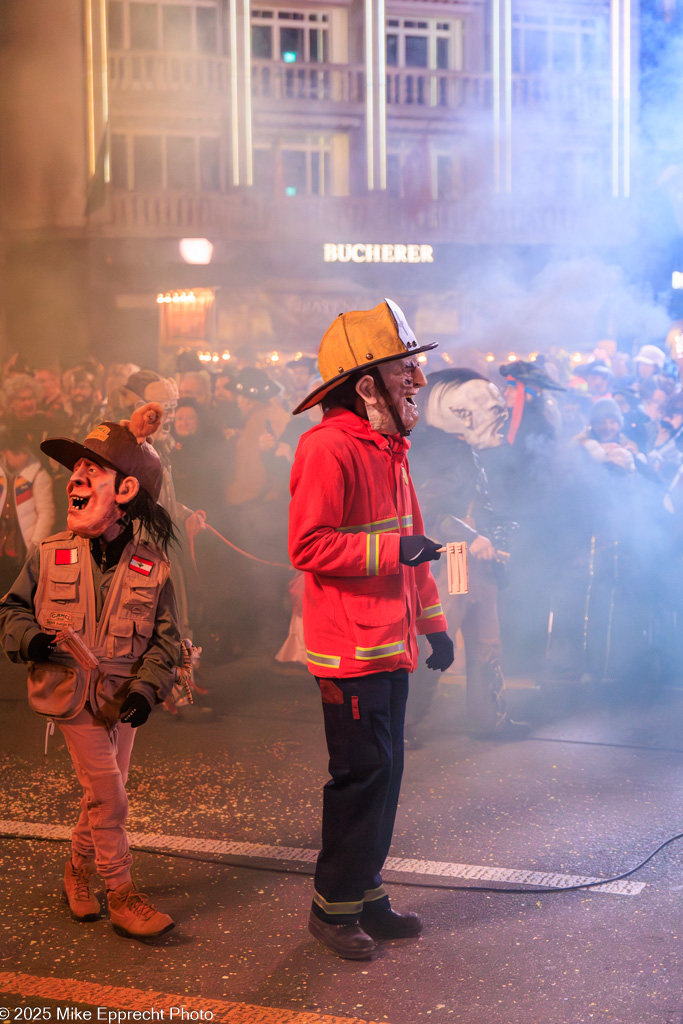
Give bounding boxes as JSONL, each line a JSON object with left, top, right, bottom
{"left": 425, "top": 378, "right": 508, "bottom": 450}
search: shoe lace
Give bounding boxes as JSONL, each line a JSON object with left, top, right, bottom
{"left": 73, "top": 867, "right": 94, "bottom": 901}
{"left": 122, "top": 891, "right": 157, "bottom": 920}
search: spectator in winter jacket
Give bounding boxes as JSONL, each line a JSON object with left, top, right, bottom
{"left": 0, "top": 429, "right": 55, "bottom": 594}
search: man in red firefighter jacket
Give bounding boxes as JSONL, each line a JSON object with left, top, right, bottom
{"left": 289, "top": 298, "right": 455, "bottom": 960}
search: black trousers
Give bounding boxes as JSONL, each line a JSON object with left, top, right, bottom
{"left": 313, "top": 669, "right": 409, "bottom": 917}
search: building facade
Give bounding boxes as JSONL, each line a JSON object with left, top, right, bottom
{"left": 0, "top": 0, "right": 641, "bottom": 371}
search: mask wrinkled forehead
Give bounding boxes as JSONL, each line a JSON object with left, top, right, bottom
{"left": 425, "top": 378, "right": 504, "bottom": 432}
{"left": 457, "top": 379, "right": 504, "bottom": 410}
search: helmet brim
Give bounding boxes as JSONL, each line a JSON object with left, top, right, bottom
{"left": 292, "top": 342, "right": 438, "bottom": 415}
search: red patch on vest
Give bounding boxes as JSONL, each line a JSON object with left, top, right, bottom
{"left": 55, "top": 549, "right": 78, "bottom": 565}
{"left": 129, "top": 555, "right": 154, "bottom": 576}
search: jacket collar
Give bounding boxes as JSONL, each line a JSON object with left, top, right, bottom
{"left": 315, "top": 407, "right": 411, "bottom": 455}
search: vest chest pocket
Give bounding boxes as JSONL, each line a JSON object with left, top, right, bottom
{"left": 121, "top": 580, "right": 156, "bottom": 620}
{"left": 47, "top": 565, "right": 80, "bottom": 603}
{"left": 106, "top": 617, "right": 155, "bottom": 659}
{"left": 106, "top": 619, "right": 135, "bottom": 659}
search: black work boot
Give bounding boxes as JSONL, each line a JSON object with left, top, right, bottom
{"left": 307, "top": 910, "right": 377, "bottom": 959}
{"left": 360, "top": 896, "right": 423, "bottom": 939}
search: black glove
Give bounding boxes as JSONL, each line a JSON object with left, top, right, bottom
{"left": 425, "top": 632, "right": 455, "bottom": 672}
{"left": 399, "top": 535, "right": 442, "bottom": 566}
{"left": 27, "top": 632, "right": 56, "bottom": 662}
{"left": 118, "top": 692, "right": 152, "bottom": 728}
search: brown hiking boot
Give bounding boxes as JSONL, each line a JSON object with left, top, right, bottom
{"left": 63, "top": 859, "right": 101, "bottom": 922}
{"left": 107, "top": 884, "right": 174, "bottom": 938}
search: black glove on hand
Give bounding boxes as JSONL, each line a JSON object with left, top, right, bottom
{"left": 399, "top": 535, "right": 442, "bottom": 566}
{"left": 425, "top": 632, "right": 455, "bottom": 672}
{"left": 118, "top": 692, "right": 152, "bottom": 728}
{"left": 27, "top": 632, "right": 56, "bottom": 662}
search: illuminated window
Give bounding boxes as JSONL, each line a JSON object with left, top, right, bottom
{"left": 133, "top": 136, "right": 163, "bottom": 190}
{"left": 108, "top": 0, "right": 219, "bottom": 54}
{"left": 111, "top": 133, "right": 222, "bottom": 191}
{"left": 385, "top": 17, "right": 462, "bottom": 72}
{"left": 386, "top": 140, "right": 463, "bottom": 201}
{"left": 130, "top": 3, "right": 158, "bottom": 49}
{"left": 254, "top": 135, "right": 332, "bottom": 197}
{"left": 251, "top": 7, "right": 329, "bottom": 64}
{"left": 167, "top": 136, "right": 195, "bottom": 189}
{"left": 511, "top": 13, "right": 609, "bottom": 75}
{"left": 110, "top": 134, "right": 128, "bottom": 190}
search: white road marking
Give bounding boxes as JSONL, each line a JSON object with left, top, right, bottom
{"left": 0, "top": 819, "right": 644, "bottom": 896}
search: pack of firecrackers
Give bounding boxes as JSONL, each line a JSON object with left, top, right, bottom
{"left": 54, "top": 626, "right": 100, "bottom": 669}
{"left": 445, "top": 541, "right": 469, "bottom": 595}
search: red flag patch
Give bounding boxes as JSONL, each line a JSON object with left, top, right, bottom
{"left": 55, "top": 549, "right": 78, "bottom": 565}
{"left": 129, "top": 555, "right": 154, "bottom": 577}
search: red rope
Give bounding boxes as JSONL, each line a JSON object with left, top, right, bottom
{"left": 189, "top": 522, "right": 291, "bottom": 570}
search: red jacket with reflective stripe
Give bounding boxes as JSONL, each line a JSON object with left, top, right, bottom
{"left": 288, "top": 408, "right": 449, "bottom": 678}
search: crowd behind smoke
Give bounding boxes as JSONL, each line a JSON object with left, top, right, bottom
{"left": 2, "top": 318, "right": 683, "bottom": 700}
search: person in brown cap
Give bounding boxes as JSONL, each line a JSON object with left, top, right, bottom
{"left": 289, "top": 299, "right": 454, "bottom": 960}
{"left": 0, "top": 404, "right": 182, "bottom": 939}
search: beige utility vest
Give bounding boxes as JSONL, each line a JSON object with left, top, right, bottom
{"left": 29, "top": 531, "right": 170, "bottom": 724}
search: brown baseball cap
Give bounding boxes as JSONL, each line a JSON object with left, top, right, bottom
{"left": 41, "top": 420, "right": 163, "bottom": 501}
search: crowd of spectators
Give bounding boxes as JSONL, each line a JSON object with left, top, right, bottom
{"left": 479, "top": 339, "right": 683, "bottom": 690}
{"left": 2, "top": 336, "right": 683, "bottom": 694}
{"left": 0, "top": 350, "right": 316, "bottom": 664}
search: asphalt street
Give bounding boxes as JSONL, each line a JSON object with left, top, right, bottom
{"left": 2, "top": 650, "right": 683, "bottom": 1024}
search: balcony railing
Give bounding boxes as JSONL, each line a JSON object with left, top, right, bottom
{"left": 108, "top": 50, "right": 610, "bottom": 119}
{"left": 386, "top": 68, "right": 492, "bottom": 110}
{"left": 251, "top": 60, "right": 365, "bottom": 104}
{"left": 108, "top": 50, "right": 230, "bottom": 93}
{"left": 105, "top": 190, "right": 632, "bottom": 246}
{"left": 512, "top": 72, "right": 611, "bottom": 119}
{"left": 109, "top": 191, "right": 260, "bottom": 232}
{"left": 386, "top": 67, "right": 610, "bottom": 118}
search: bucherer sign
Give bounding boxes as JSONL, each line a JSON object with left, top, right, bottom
{"left": 324, "top": 243, "right": 434, "bottom": 264}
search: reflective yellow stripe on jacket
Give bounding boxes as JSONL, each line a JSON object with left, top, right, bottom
{"left": 307, "top": 649, "right": 341, "bottom": 669}
{"left": 419, "top": 602, "right": 444, "bottom": 620}
{"left": 355, "top": 640, "right": 406, "bottom": 660}
{"left": 337, "top": 515, "right": 412, "bottom": 576}
{"left": 338, "top": 516, "right": 399, "bottom": 535}
{"left": 366, "top": 533, "right": 380, "bottom": 576}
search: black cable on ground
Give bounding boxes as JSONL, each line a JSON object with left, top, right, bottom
{"left": 2, "top": 827, "right": 682, "bottom": 895}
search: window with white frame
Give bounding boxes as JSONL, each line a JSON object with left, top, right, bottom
{"left": 386, "top": 140, "right": 466, "bottom": 201}
{"left": 512, "top": 13, "right": 609, "bottom": 75}
{"left": 107, "top": 0, "right": 220, "bottom": 53}
{"left": 385, "top": 17, "right": 463, "bottom": 72}
{"left": 111, "top": 132, "right": 222, "bottom": 191}
{"left": 251, "top": 8, "right": 329, "bottom": 64}
{"left": 253, "top": 135, "right": 332, "bottom": 196}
